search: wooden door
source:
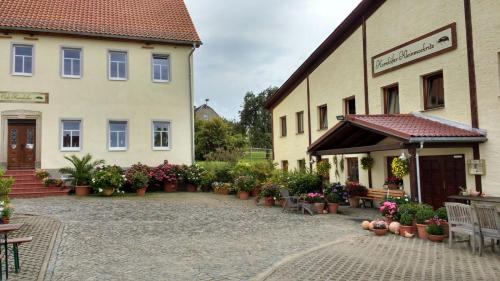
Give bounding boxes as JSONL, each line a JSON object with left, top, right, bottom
{"left": 346, "top": 157, "right": 359, "bottom": 182}
{"left": 420, "top": 155, "right": 466, "bottom": 209}
{"left": 7, "top": 121, "right": 36, "bottom": 170}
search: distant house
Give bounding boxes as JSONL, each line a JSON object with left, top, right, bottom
{"left": 195, "top": 104, "right": 220, "bottom": 121}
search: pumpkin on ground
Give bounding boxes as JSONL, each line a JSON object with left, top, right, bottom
{"left": 361, "top": 221, "right": 371, "bottom": 230}
{"left": 369, "top": 221, "right": 376, "bottom": 231}
{"left": 389, "top": 222, "right": 401, "bottom": 234}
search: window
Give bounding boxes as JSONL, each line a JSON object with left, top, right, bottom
{"left": 152, "top": 54, "right": 170, "bottom": 82}
{"left": 297, "top": 159, "right": 306, "bottom": 172}
{"left": 203, "top": 114, "right": 209, "bottom": 120}
{"left": 152, "top": 121, "right": 170, "bottom": 150}
{"left": 346, "top": 157, "right": 359, "bottom": 182}
{"left": 384, "top": 85, "right": 400, "bottom": 114}
{"left": 108, "top": 51, "right": 127, "bottom": 80}
{"left": 109, "top": 121, "right": 128, "bottom": 150}
{"left": 281, "top": 160, "right": 289, "bottom": 172}
{"left": 318, "top": 105, "right": 328, "bottom": 130}
{"left": 62, "top": 48, "right": 82, "bottom": 78}
{"left": 423, "top": 71, "right": 444, "bottom": 109}
{"left": 280, "top": 116, "right": 287, "bottom": 137}
{"left": 61, "top": 120, "right": 81, "bottom": 151}
{"left": 296, "top": 111, "right": 304, "bottom": 134}
{"left": 12, "top": 44, "right": 33, "bottom": 75}
{"left": 344, "top": 97, "right": 356, "bottom": 115}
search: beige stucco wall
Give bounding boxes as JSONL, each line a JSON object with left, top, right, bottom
{"left": 0, "top": 33, "right": 194, "bottom": 169}
{"left": 472, "top": 0, "right": 500, "bottom": 196}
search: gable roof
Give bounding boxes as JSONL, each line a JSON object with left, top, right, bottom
{"left": 265, "top": 0, "right": 384, "bottom": 110}
{"left": 0, "top": 0, "right": 201, "bottom": 45}
{"left": 308, "top": 114, "right": 487, "bottom": 154}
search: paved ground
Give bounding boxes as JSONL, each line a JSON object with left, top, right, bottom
{"left": 9, "top": 193, "right": 500, "bottom": 281}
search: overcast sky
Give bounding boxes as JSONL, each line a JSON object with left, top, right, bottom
{"left": 185, "top": 0, "right": 362, "bottom": 120}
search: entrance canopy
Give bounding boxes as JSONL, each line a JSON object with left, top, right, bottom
{"left": 308, "top": 113, "right": 487, "bottom": 156}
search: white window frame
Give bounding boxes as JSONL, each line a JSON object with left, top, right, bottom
{"left": 151, "top": 54, "right": 171, "bottom": 82}
{"left": 60, "top": 119, "right": 82, "bottom": 152}
{"left": 108, "top": 120, "right": 128, "bottom": 151}
{"left": 12, "top": 44, "right": 34, "bottom": 76}
{"left": 152, "top": 120, "right": 171, "bottom": 150}
{"left": 108, "top": 51, "right": 128, "bottom": 80}
{"left": 61, "top": 47, "right": 82, "bottom": 78}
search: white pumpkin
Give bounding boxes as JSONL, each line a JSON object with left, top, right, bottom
{"left": 361, "top": 220, "right": 371, "bottom": 230}
{"left": 389, "top": 222, "right": 401, "bottom": 234}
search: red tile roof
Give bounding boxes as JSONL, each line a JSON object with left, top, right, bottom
{"left": 0, "top": 0, "right": 201, "bottom": 45}
{"left": 348, "top": 114, "right": 484, "bottom": 139}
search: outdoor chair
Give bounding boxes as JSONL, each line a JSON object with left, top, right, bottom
{"left": 473, "top": 204, "right": 500, "bottom": 256}
{"left": 445, "top": 202, "right": 477, "bottom": 254}
{"left": 280, "top": 189, "right": 300, "bottom": 213}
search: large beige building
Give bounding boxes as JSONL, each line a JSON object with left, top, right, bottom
{"left": 266, "top": 0, "right": 500, "bottom": 207}
{"left": 0, "top": 0, "right": 201, "bottom": 171}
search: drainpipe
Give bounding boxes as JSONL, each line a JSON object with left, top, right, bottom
{"left": 415, "top": 142, "right": 424, "bottom": 203}
{"left": 188, "top": 44, "right": 196, "bottom": 164}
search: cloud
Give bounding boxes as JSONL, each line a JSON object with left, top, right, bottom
{"left": 185, "top": 0, "right": 362, "bottom": 119}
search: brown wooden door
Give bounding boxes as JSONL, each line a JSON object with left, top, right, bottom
{"left": 420, "top": 155, "right": 466, "bottom": 209}
{"left": 7, "top": 121, "right": 36, "bottom": 170}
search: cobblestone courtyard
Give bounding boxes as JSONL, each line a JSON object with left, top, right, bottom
{"left": 9, "top": 193, "right": 500, "bottom": 281}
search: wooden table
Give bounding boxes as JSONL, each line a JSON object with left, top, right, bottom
{"left": 447, "top": 195, "right": 500, "bottom": 204}
{"left": 0, "top": 224, "right": 23, "bottom": 279}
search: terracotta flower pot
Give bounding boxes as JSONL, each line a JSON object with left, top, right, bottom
{"left": 399, "top": 225, "right": 415, "bottom": 236}
{"left": 416, "top": 224, "right": 429, "bottom": 239}
{"left": 136, "top": 187, "right": 147, "bottom": 197}
{"left": 314, "top": 203, "right": 325, "bottom": 214}
{"left": 163, "top": 182, "right": 176, "bottom": 193}
{"left": 264, "top": 197, "right": 275, "bottom": 207}
{"left": 251, "top": 187, "right": 261, "bottom": 197}
{"left": 75, "top": 185, "right": 90, "bottom": 196}
{"left": 239, "top": 191, "right": 250, "bottom": 200}
{"left": 373, "top": 228, "right": 388, "bottom": 236}
{"left": 102, "top": 188, "right": 114, "bottom": 196}
{"left": 428, "top": 234, "right": 445, "bottom": 242}
{"left": 388, "top": 183, "right": 399, "bottom": 190}
{"left": 2, "top": 217, "right": 9, "bottom": 224}
{"left": 187, "top": 184, "right": 197, "bottom": 192}
{"left": 328, "top": 203, "right": 339, "bottom": 214}
{"left": 348, "top": 197, "right": 360, "bottom": 208}
{"left": 442, "top": 222, "right": 449, "bottom": 238}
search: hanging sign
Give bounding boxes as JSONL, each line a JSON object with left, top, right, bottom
{"left": 0, "top": 92, "right": 48, "bottom": 104}
{"left": 372, "top": 23, "right": 457, "bottom": 77}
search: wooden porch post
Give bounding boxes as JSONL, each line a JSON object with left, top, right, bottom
{"left": 472, "top": 143, "right": 482, "bottom": 192}
{"left": 408, "top": 146, "right": 419, "bottom": 202}
{"left": 367, "top": 152, "right": 373, "bottom": 188}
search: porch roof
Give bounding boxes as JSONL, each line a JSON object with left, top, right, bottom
{"left": 308, "top": 113, "right": 487, "bottom": 156}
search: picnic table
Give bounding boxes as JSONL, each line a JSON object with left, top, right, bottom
{"left": 0, "top": 223, "right": 23, "bottom": 279}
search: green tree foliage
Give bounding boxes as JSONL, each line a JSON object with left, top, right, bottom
{"left": 238, "top": 86, "right": 277, "bottom": 149}
{"left": 195, "top": 118, "right": 248, "bottom": 161}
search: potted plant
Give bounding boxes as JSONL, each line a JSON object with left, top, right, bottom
{"left": 360, "top": 156, "right": 374, "bottom": 170}
{"left": 59, "top": 154, "right": 104, "bottom": 196}
{"left": 259, "top": 182, "right": 279, "bottom": 206}
{"left": 435, "top": 207, "right": 449, "bottom": 237}
{"left": 1, "top": 207, "right": 11, "bottom": 224}
{"left": 184, "top": 164, "right": 205, "bottom": 192}
{"left": 35, "top": 169, "right": 50, "bottom": 180}
{"left": 379, "top": 201, "right": 399, "bottom": 224}
{"left": 346, "top": 181, "right": 367, "bottom": 208}
{"left": 150, "top": 162, "right": 178, "bottom": 192}
{"left": 399, "top": 212, "right": 415, "bottom": 236}
{"left": 200, "top": 170, "right": 215, "bottom": 192}
{"left": 234, "top": 175, "right": 256, "bottom": 200}
{"left": 316, "top": 160, "right": 331, "bottom": 181}
{"left": 304, "top": 193, "right": 325, "bottom": 214}
{"left": 91, "top": 165, "right": 124, "bottom": 196}
{"left": 325, "top": 192, "right": 340, "bottom": 214}
{"left": 372, "top": 220, "right": 388, "bottom": 236}
{"left": 125, "top": 163, "right": 150, "bottom": 197}
{"left": 384, "top": 176, "right": 403, "bottom": 190}
{"left": 415, "top": 206, "right": 435, "bottom": 239}
{"left": 426, "top": 218, "right": 445, "bottom": 242}
{"left": 391, "top": 155, "right": 409, "bottom": 179}
{"left": 212, "top": 182, "right": 231, "bottom": 195}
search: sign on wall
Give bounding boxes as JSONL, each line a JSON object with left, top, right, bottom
{"left": 0, "top": 92, "right": 48, "bottom": 104}
{"left": 468, "top": 159, "right": 486, "bottom": 176}
{"left": 372, "top": 23, "right": 457, "bottom": 77}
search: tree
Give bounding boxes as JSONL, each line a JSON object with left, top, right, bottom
{"left": 195, "top": 118, "right": 248, "bottom": 161}
{"left": 239, "top": 86, "right": 277, "bottom": 149}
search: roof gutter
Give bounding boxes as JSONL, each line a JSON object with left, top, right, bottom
{"left": 188, "top": 44, "right": 196, "bottom": 164}
{"left": 0, "top": 26, "right": 202, "bottom": 47}
{"left": 409, "top": 137, "right": 487, "bottom": 143}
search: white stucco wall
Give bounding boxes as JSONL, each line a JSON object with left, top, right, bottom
{"left": 0, "top": 34, "right": 194, "bottom": 169}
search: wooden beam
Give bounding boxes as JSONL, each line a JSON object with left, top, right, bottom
{"left": 313, "top": 142, "right": 405, "bottom": 156}
{"left": 473, "top": 143, "right": 482, "bottom": 192}
{"left": 464, "top": 0, "right": 479, "bottom": 128}
{"left": 367, "top": 152, "right": 373, "bottom": 188}
{"left": 408, "top": 146, "right": 419, "bottom": 202}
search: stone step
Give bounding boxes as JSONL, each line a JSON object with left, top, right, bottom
{"left": 10, "top": 189, "right": 70, "bottom": 198}
{"left": 12, "top": 183, "right": 46, "bottom": 189}
{"left": 4, "top": 169, "right": 35, "bottom": 176}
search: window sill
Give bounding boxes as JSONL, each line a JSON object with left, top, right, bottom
{"left": 421, "top": 106, "right": 445, "bottom": 112}
{"left": 317, "top": 128, "right": 328, "bottom": 132}
{"left": 153, "top": 147, "right": 171, "bottom": 151}
{"left": 153, "top": 80, "right": 171, "bottom": 84}
{"left": 12, "top": 73, "right": 33, "bottom": 77}
{"left": 108, "top": 77, "right": 128, "bottom": 81}
{"left": 296, "top": 132, "right": 305, "bottom": 135}
{"left": 61, "top": 148, "right": 81, "bottom": 152}
{"left": 280, "top": 135, "right": 287, "bottom": 138}
{"left": 62, "top": 75, "right": 82, "bottom": 79}
{"left": 109, "top": 148, "right": 127, "bottom": 152}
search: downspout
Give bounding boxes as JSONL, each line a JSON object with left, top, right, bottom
{"left": 188, "top": 44, "right": 196, "bottom": 164}
{"left": 415, "top": 142, "right": 424, "bottom": 203}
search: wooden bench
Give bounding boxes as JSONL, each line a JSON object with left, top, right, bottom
{"left": 359, "top": 188, "right": 405, "bottom": 208}
{"left": 0, "top": 236, "right": 32, "bottom": 273}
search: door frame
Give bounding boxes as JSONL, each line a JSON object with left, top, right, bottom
{"left": 1, "top": 110, "right": 42, "bottom": 170}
